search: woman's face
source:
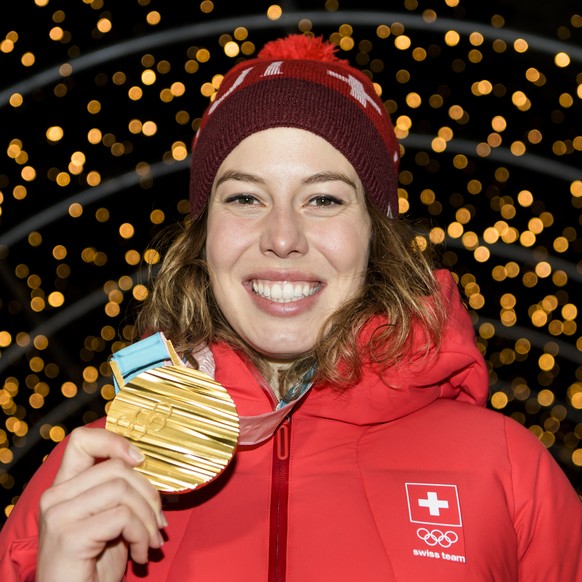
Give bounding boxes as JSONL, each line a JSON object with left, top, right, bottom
{"left": 206, "top": 127, "right": 372, "bottom": 362}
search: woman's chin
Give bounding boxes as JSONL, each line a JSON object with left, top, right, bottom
{"left": 248, "top": 339, "right": 315, "bottom": 363}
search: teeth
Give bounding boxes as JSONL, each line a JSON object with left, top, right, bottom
{"left": 252, "top": 280, "right": 319, "bottom": 303}
{"left": 271, "top": 284, "right": 283, "bottom": 300}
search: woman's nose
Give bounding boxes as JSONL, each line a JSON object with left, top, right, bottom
{"left": 259, "top": 206, "right": 308, "bottom": 257}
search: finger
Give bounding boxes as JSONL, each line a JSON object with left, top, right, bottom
{"left": 42, "top": 478, "right": 164, "bottom": 557}
{"left": 43, "top": 457, "right": 165, "bottom": 530}
{"left": 42, "top": 507, "right": 155, "bottom": 570}
{"left": 54, "top": 427, "right": 145, "bottom": 485}
{"left": 50, "top": 427, "right": 166, "bottom": 529}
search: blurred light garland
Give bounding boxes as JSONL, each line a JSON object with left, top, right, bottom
{"left": 0, "top": 0, "right": 580, "bottom": 524}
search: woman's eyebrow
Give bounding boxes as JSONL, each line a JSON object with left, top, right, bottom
{"left": 302, "top": 171, "right": 357, "bottom": 190}
{"left": 214, "top": 170, "right": 358, "bottom": 191}
{"left": 214, "top": 170, "right": 265, "bottom": 188}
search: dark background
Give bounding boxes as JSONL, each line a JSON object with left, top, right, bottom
{"left": 1, "top": 0, "right": 581, "bottom": 527}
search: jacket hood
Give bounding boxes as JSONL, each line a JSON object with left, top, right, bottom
{"left": 212, "top": 269, "right": 489, "bottom": 426}
{"left": 304, "top": 269, "right": 489, "bottom": 425}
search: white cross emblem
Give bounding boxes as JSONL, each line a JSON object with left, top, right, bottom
{"left": 418, "top": 491, "right": 449, "bottom": 516}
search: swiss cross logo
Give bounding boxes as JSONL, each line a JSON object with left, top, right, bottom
{"left": 405, "top": 482, "right": 467, "bottom": 564}
{"left": 405, "top": 483, "right": 462, "bottom": 527}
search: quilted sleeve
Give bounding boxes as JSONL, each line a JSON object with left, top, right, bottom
{"left": 504, "top": 416, "right": 582, "bottom": 581}
{"left": 0, "top": 439, "right": 67, "bottom": 582}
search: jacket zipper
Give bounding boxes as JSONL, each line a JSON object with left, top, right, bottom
{"left": 268, "top": 417, "right": 291, "bottom": 582}
{"left": 249, "top": 366, "right": 291, "bottom": 582}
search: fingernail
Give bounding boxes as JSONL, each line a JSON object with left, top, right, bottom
{"left": 128, "top": 444, "right": 145, "bottom": 464}
{"left": 159, "top": 511, "right": 168, "bottom": 528}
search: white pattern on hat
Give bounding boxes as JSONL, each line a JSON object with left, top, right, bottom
{"left": 262, "top": 61, "right": 283, "bottom": 76}
{"left": 327, "top": 70, "right": 382, "bottom": 114}
{"left": 208, "top": 66, "right": 253, "bottom": 115}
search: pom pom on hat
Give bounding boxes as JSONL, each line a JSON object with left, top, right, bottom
{"left": 258, "top": 34, "right": 348, "bottom": 65}
{"left": 189, "top": 34, "right": 400, "bottom": 219}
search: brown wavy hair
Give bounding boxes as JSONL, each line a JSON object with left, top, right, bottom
{"left": 134, "top": 203, "right": 445, "bottom": 392}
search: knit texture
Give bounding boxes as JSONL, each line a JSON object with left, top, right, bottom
{"left": 189, "top": 35, "right": 400, "bottom": 218}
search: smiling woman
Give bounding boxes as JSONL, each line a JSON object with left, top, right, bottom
{"left": 0, "top": 33, "right": 580, "bottom": 582}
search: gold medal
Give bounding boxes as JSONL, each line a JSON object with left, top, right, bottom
{"left": 106, "top": 362, "right": 239, "bottom": 493}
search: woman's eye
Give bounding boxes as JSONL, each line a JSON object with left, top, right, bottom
{"left": 309, "top": 195, "right": 342, "bottom": 207}
{"left": 226, "top": 194, "right": 257, "bottom": 205}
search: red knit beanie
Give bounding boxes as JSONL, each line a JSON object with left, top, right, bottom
{"left": 189, "top": 34, "right": 400, "bottom": 218}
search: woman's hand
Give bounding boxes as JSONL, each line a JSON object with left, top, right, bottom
{"left": 37, "top": 427, "right": 166, "bottom": 582}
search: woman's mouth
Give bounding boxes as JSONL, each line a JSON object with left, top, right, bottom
{"left": 251, "top": 279, "right": 321, "bottom": 303}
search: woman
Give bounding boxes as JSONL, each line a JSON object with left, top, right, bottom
{"left": 1, "top": 34, "right": 580, "bottom": 582}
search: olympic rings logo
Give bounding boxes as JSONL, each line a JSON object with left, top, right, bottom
{"left": 113, "top": 402, "right": 173, "bottom": 441}
{"left": 416, "top": 528, "right": 459, "bottom": 548}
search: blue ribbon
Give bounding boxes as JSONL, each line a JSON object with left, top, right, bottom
{"left": 111, "top": 333, "right": 173, "bottom": 394}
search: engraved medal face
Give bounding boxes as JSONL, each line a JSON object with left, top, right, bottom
{"left": 106, "top": 365, "right": 239, "bottom": 493}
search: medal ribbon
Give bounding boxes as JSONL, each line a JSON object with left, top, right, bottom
{"left": 110, "top": 332, "right": 313, "bottom": 446}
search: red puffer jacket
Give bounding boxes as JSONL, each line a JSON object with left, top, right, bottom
{"left": 1, "top": 270, "right": 580, "bottom": 581}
